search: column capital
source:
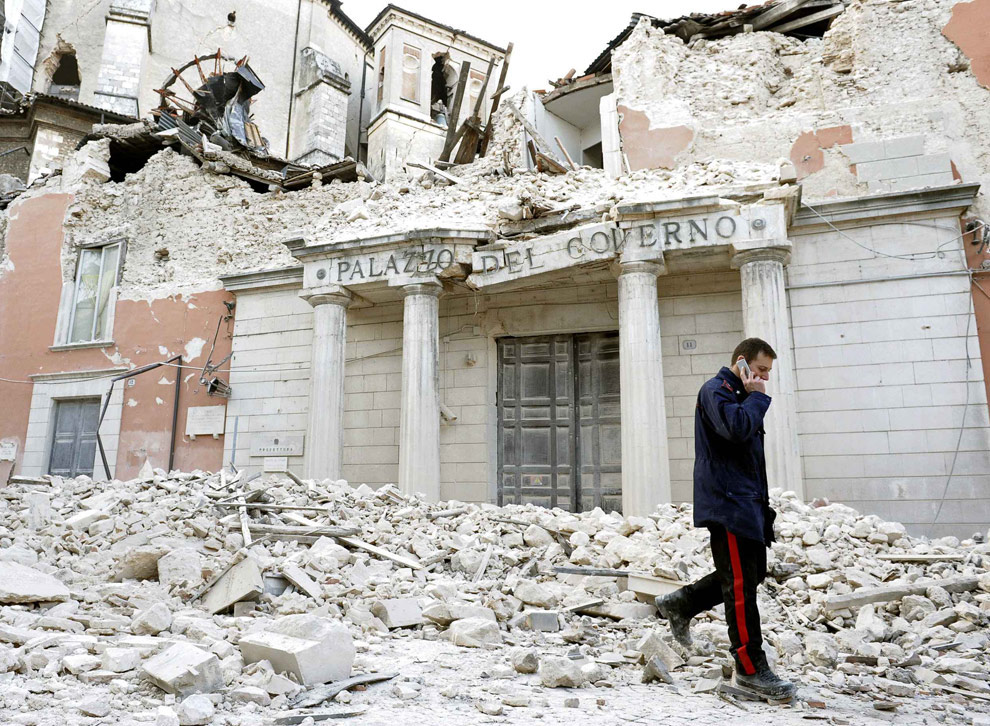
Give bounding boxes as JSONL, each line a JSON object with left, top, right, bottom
{"left": 730, "top": 241, "right": 792, "bottom": 269}
{"left": 300, "top": 284, "right": 353, "bottom": 308}
{"left": 400, "top": 280, "right": 443, "bottom": 298}
{"left": 615, "top": 260, "right": 665, "bottom": 278}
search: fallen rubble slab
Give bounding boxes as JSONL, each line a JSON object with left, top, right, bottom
{"left": 0, "top": 562, "right": 70, "bottom": 603}
{"left": 239, "top": 615, "right": 354, "bottom": 685}
{"left": 141, "top": 642, "right": 224, "bottom": 696}
{"left": 200, "top": 556, "right": 264, "bottom": 614}
{"left": 824, "top": 576, "right": 981, "bottom": 612}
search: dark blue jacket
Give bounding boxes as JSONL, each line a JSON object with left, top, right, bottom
{"left": 693, "top": 367, "right": 776, "bottom": 545}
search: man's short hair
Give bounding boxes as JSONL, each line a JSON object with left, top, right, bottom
{"left": 731, "top": 338, "right": 777, "bottom": 364}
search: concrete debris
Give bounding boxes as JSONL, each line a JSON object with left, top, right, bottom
{"left": 0, "top": 472, "right": 986, "bottom": 723}
{"left": 200, "top": 556, "right": 264, "bottom": 614}
{"left": 142, "top": 642, "right": 225, "bottom": 696}
{"left": 238, "top": 614, "right": 354, "bottom": 685}
{"left": 176, "top": 694, "right": 215, "bottom": 726}
{"left": 0, "top": 561, "right": 70, "bottom": 603}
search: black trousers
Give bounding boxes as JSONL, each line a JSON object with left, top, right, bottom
{"left": 677, "top": 525, "right": 767, "bottom": 675}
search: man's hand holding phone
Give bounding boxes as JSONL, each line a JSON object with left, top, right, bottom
{"left": 737, "top": 356, "right": 766, "bottom": 395}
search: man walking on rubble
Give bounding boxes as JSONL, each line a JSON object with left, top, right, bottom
{"left": 655, "top": 338, "right": 797, "bottom": 702}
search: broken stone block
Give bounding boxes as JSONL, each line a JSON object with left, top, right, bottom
{"left": 230, "top": 685, "right": 271, "bottom": 706}
{"left": 635, "top": 631, "right": 684, "bottom": 670}
{"left": 539, "top": 656, "right": 588, "bottom": 688}
{"left": 371, "top": 598, "right": 424, "bottom": 629}
{"left": 281, "top": 563, "right": 323, "bottom": 600}
{"left": 805, "top": 632, "right": 839, "bottom": 668}
{"left": 102, "top": 647, "right": 142, "bottom": 672}
{"left": 141, "top": 642, "right": 224, "bottom": 696}
{"left": 158, "top": 549, "right": 204, "bottom": 589}
{"left": 132, "top": 602, "right": 173, "bottom": 635}
{"left": 23, "top": 491, "right": 51, "bottom": 529}
{"left": 447, "top": 617, "right": 502, "bottom": 648}
{"left": 238, "top": 614, "right": 354, "bottom": 685}
{"left": 513, "top": 580, "right": 558, "bottom": 608}
{"left": 642, "top": 655, "right": 674, "bottom": 684}
{"left": 65, "top": 509, "right": 106, "bottom": 531}
{"left": 62, "top": 653, "right": 101, "bottom": 674}
{"left": 200, "top": 557, "right": 264, "bottom": 614}
{"left": 509, "top": 647, "right": 539, "bottom": 674}
{"left": 115, "top": 546, "right": 169, "bottom": 581}
{"left": 156, "top": 707, "right": 180, "bottom": 726}
{"left": 0, "top": 562, "right": 70, "bottom": 603}
{"left": 900, "top": 595, "right": 936, "bottom": 622}
{"left": 510, "top": 610, "right": 560, "bottom": 632}
{"left": 523, "top": 524, "right": 554, "bottom": 548}
{"left": 79, "top": 697, "right": 111, "bottom": 717}
{"left": 176, "top": 694, "right": 214, "bottom": 726}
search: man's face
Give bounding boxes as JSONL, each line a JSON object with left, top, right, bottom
{"left": 749, "top": 352, "right": 774, "bottom": 381}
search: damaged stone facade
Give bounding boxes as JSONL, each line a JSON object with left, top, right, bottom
{"left": 2, "top": 0, "right": 990, "bottom": 546}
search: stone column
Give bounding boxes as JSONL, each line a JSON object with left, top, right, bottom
{"left": 732, "top": 245, "right": 804, "bottom": 499}
{"left": 301, "top": 285, "right": 352, "bottom": 480}
{"left": 617, "top": 260, "right": 671, "bottom": 515}
{"left": 398, "top": 281, "right": 442, "bottom": 502}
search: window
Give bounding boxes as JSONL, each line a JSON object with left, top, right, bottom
{"left": 377, "top": 47, "right": 386, "bottom": 105}
{"left": 401, "top": 44, "right": 421, "bottom": 104}
{"left": 66, "top": 243, "right": 121, "bottom": 344}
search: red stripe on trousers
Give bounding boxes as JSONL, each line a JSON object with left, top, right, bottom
{"left": 726, "top": 531, "right": 755, "bottom": 675}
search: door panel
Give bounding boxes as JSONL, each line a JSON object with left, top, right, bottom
{"left": 48, "top": 399, "right": 101, "bottom": 478}
{"left": 497, "top": 332, "right": 622, "bottom": 513}
{"left": 576, "top": 332, "right": 623, "bottom": 513}
{"left": 497, "top": 335, "right": 575, "bottom": 510}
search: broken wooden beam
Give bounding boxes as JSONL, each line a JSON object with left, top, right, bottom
{"left": 824, "top": 576, "right": 980, "bottom": 612}
{"left": 480, "top": 43, "right": 513, "bottom": 157}
{"left": 439, "top": 61, "right": 471, "bottom": 162}
{"left": 472, "top": 543, "right": 494, "bottom": 583}
{"left": 875, "top": 553, "right": 966, "bottom": 563}
{"left": 750, "top": 0, "right": 816, "bottom": 30}
{"left": 291, "top": 672, "right": 400, "bottom": 709}
{"left": 505, "top": 99, "right": 567, "bottom": 168}
{"left": 554, "top": 136, "right": 578, "bottom": 170}
{"left": 232, "top": 523, "right": 359, "bottom": 538}
{"left": 335, "top": 536, "right": 424, "bottom": 570}
{"left": 768, "top": 3, "right": 845, "bottom": 34}
{"left": 405, "top": 160, "right": 461, "bottom": 185}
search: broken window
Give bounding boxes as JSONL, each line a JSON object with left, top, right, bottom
{"left": 376, "top": 47, "right": 386, "bottom": 105}
{"left": 48, "top": 52, "right": 81, "bottom": 101}
{"left": 467, "top": 69, "right": 486, "bottom": 117}
{"left": 400, "top": 44, "right": 421, "bottom": 104}
{"left": 430, "top": 54, "right": 450, "bottom": 125}
{"left": 66, "top": 243, "right": 121, "bottom": 344}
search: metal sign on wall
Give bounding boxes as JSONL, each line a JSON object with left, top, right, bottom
{"left": 250, "top": 435, "right": 304, "bottom": 457}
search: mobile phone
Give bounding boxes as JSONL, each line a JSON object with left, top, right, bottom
{"left": 737, "top": 357, "right": 751, "bottom": 378}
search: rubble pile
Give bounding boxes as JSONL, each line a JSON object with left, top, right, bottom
{"left": 1, "top": 471, "right": 988, "bottom": 724}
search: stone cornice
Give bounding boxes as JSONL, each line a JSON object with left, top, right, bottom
{"left": 219, "top": 266, "right": 303, "bottom": 292}
{"left": 30, "top": 367, "right": 129, "bottom": 383}
{"left": 285, "top": 227, "right": 494, "bottom": 260}
{"left": 791, "top": 183, "right": 981, "bottom": 229}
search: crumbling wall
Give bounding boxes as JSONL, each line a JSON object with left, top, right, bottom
{"left": 611, "top": 1, "right": 990, "bottom": 208}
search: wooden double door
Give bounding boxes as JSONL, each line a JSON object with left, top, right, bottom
{"left": 497, "top": 332, "right": 622, "bottom": 513}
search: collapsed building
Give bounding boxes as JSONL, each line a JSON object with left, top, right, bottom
{"left": 2, "top": 0, "right": 990, "bottom": 543}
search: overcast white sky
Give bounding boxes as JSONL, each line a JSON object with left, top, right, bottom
{"left": 344, "top": 1, "right": 746, "bottom": 90}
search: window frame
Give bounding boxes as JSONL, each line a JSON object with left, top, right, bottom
{"left": 54, "top": 239, "right": 125, "bottom": 349}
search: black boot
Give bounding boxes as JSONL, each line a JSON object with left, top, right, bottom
{"left": 654, "top": 590, "right": 693, "bottom": 647}
{"left": 732, "top": 661, "right": 797, "bottom": 702}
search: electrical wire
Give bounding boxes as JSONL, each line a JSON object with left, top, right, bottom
{"left": 802, "top": 202, "right": 985, "bottom": 261}
{"left": 927, "top": 268, "right": 976, "bottom": 538}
